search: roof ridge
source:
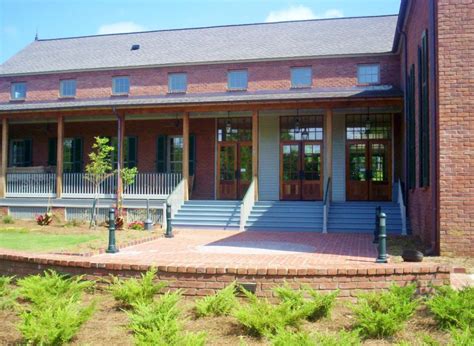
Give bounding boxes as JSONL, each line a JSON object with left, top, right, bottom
{"left": 36, "top": 14, "right": 399, "bottom": 42}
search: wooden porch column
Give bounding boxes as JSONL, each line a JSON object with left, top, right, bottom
{"left": 56, "top": 115, "right": 64, "bottom": 198}
{"left": 0, "top": 118, "right": 8, "bottom": 198}
{"left": 324, "top": 108, "right": 333, "bottom": 198}
{"left": 252, "top": 110, "right": 259, "bottom": 201}
{"left": 182, "top": 112, "right": 190, "bottom": 201}
{"left": 116, "top": 114, "right": 125, "bottom": 202}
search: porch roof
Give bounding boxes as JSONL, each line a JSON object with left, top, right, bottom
{"left": 0, "top": 86, "right": 402, "bottom": 113}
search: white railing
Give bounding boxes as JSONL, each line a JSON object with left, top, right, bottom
{"left": 240, "top": 179, "right": 256, "bottom": 231}
{"left": 124, "top": 173, "right": 182, "bottom": 199}
{"left": 62, "top": 173, "right": 116, "bottom": 198}
{"left": 322, "top": 177, "right": 332, "bottom": 233}
{"left": 164, "top": 179, "right": 186, "bottom": 230}
{"left": 6, "top": 173, "right": 56, "bottom": 197}
{"left": 397, "top": 179, "right": 407, "bottom": 235}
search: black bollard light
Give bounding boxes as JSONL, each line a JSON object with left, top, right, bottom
{"left": 106, "top": 208, "right": 119, "bottom": 253}
{"left": 144, "top": 198, "right": 153, "bottom": 231}
{"left": 376, "top": 212, "right": 388, "bottom": 263}
{"left": 165, "top": 203, "right": 173, "bottom": 238}
{"left": 373, "top": 206, "right": 381, "bottom": 244}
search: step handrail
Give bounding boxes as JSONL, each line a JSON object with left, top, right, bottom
{"left": 240, "top": 179, "right": 256, "bottom": 231}
{"left": 322, "top": 177, "right": 331, "bottom": 233}
{"left": 397, "top": 179, "right": 407, "bottom": 235}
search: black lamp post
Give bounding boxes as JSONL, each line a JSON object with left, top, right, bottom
{"left": 165, "top": 203, "right": 173, "bottom": 238}
{"left": 376, "top": 212, "right": 388, "bottom": 263}
{"left": 106, "top": 208, "right": 119, "bottom": 254}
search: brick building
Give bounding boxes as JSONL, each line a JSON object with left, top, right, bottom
{"left": 0, "top": 0, "right": 472, "bottom": 256}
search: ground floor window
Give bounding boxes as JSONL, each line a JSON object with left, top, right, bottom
{"left": 217, "top": 117, "right": 251, "bottom": 142}
{"left": 168, "top": 136, "right": 183, "bottom": 173}
{"left": 110, "top": 136, "right": 137, "bottom": 168}
{"left": 9, "top": 139, "right": 32, "bottom": 167}
{"left": 48, "top": 138, "right": 83, "bottom": 172}
{"left": 280, "top": 115, "right": 323, "bottom": 140}
{"left": 156, "top": 135, "right": 195, "bottom": 175}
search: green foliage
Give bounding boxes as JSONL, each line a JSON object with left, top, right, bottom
{"left": 449, "top": 327, "right": 474, "bottom": 346}
{"left": 17, "top": 270, "right": 93, "bottom": 306}
{"left": 0, "top": 276, "right": 18, "bottom": 310}
{"left": 109, "top": 268, "right": 167, "bottom": 308}
{"left": 351, "top": 283, "right": 419, "bottom": 338}
{"left": 18, "top": 297, "right": 95, "bottom": 345}
{"left": 426, "top": 285, "right": 474, "bottom": 330}
{"left": 2, "top": 215, "right": 14, "bottom": 224}
{"left": 85, "top": 136, "right": 114, "bottom": 183}
{"left": 270, "top": 329, "right": 360, "bottom": 346}
{"left": 121, "top": 166, "right": 138, "bottom": 188}
{"left": 313, "top": 330, "right": 361, "bottom": 346}
{"left": 195, "top": 282, "right": 238, "bottom": 317}
{"left": 271, "top": 329, "right": 315, "bottom": 346}
{"left": 63, "top": 219, "right": 84, "bottom": 228}
{"left": 233, "top": 289, "right": 307, "bottom": 337}
{"left": 127, "top": 290, "right": 206, "bottom": 346}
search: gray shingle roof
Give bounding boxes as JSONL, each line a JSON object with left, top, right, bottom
{"left": 0, "top": 15, "right": 398, "bottom": 76}
{"left": 0, "top": 87, "right": 403, "bottom": 112}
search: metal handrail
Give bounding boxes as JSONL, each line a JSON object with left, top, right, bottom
{"left": 322, "top": 177, "right": 331, "bottom": 233}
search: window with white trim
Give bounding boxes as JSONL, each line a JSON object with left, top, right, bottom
{"left": 291, "top": 67, "right": 312, "bottom": 88}
{"left": 11, "top": 82, "right": 27, "bottom": 100}
{"left": 227, "top": 70, "right": 248, "bottom": 90}
{"left": 357, "top": 64, "right": 380, "bottom": 85}
{"left": 168, "top": 73, "right": 187, "bottom": 93}
{"left": 59, "top": 79, "right": 77, "bottom": 97}
{"left": 112, "top": 76, "right": 130, "bottom": 95}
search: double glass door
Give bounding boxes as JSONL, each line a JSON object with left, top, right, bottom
{"left": 217, "top": 142, "right": 252, "bottom": 200}
{"left": 346, "top": 140, "right": 391, "bottom": 201}
{"left": 280, "top": 141, "right": 323, "bottom": 200}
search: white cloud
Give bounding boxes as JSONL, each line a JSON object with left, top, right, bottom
{"left": 265, "top": 5, "right": 343, "bottom": 22}
{"left": 3, "top": 25, "right": 18, "bottom": 37}
{"left": 97, "top": 21, "right": 146, "bottom": 35}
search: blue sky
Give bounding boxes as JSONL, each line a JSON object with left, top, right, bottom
{"left": 0, "top": 0, "right": 401, "bottom": 64}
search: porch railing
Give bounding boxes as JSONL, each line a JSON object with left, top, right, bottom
{"left": 397, "top": 179, "right": 407, "bottom": 235}
{"left": 240, "top": 179, "right": 256, "bottom": 231}
{"left": 124, "top": 173, "right": 182, "bottom": 199}
{"left": 6, "top": 173, "right": 57, "bottom": 197}
{"left": 62, "top": 173, "right": 116, "bottom": 198}
{"left": 322, "top": 177, "right": 331, "bottom": 233}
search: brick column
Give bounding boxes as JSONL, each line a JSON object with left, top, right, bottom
{"left": 182, "top": 112, "right": 190, "bottom": 201}
{"left": 0, "top": 118, "right": 8, "bottom": 198}
{"left": 56, "top": 115, "right": 64, "bottom": 198}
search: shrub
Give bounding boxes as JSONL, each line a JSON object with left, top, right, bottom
{"left": 449, "top": 327, "right": 473, "bottom": 346}
{"left": 351, "top": 283, "right": 419, "bottom": 338}
{"left": 109, "top": 268, "right": 166, "bottom": 308}
{"left": 313, "top": 330, "right": 361, "bottom": 346}
{"left": 233, "top": 290, "right": 307, "bottom": 337}
{"left": 2, "top": 215, "right": 14, "bottom": 224}
{"left": 0, "top": 276, "right": 18, "bottom": 310}
{"left": 129, "top": 221, "right": 145, "bottom": 230}
{"left": 271, "top": 329, "right": 315, "bottom": 346}
{"left": 426, "top": 285, "right": 474, "bottom": 330}
{"left": 273, "top": 284, "right": 338, "bottom": 321}
{"left": 35, "top": 211, "right": 53, "bottom": 225}
{"left": 195, "top": 282, "right": 238, "bottom": 317}
{"left": 127, "top": 290, "right": 206, "bottom": 345}
{"left": 63, "top": 219, "right": 84, "bottom": 228}
{"left": 18, "top": 297, "right": 95, "bottom": 345}
{"left": 17, "top": 270, "right": 93, "bottom": 306}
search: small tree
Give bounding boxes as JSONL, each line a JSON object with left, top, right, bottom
{"left": 116, "top": 166, "right": 138, "bottom": 229}
{"left": 85, "top": 137, "right": 114, "bottom": 229}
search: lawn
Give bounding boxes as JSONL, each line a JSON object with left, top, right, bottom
{"left": 0, "top": 220, "right": 160, "bottom": 253}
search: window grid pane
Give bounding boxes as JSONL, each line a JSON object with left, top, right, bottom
{"left": 112, "top": 77, "right": 130, "bottom": 94}
{"left": 280, "top": 115, "right": 323, "bottom": 141}
{"left": 11, "top": 82, "right": 26, "bottom": 99}
{"left": 60, "top": 80, "right": 77, "bottom": 97}
{"left": 346, "top": 114, "right": 391, "bottom": 140}
{"left": 291, "top": 67, "right": 312, "bottom": 88}
{"left": 217, "top": 117, "right": 252, "bottom": 142}
{"left": 168, "top": 73, "right": 187, "bottom": 93}
{"left": 228, "top": 70, "right": 248, "bottom": 90}
{"left": 357, "top": 64, "right": 380, "bottom": 84}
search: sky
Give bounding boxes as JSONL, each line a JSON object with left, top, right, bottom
{"left": 0, "top": 0, "right": 401, "bottom": 64}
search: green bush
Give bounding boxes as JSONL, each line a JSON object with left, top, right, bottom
{"left": 351, "top": 284, "right": 419, "bottom": 338}
{"left": 274, "top": 284, "right": 338, "bottom": 321}
{"left": 449, "top": 327, "right": 473, "bottom": 346}
{"left": 233, "top": 290, "right": 307, "bottom": 337}
{"left": 271, "top": 329, "right": 315, "bottom": 346}
{"left": 314, "top": 330, "right": 361, "bottom": 346}
{"left": 2, "top": 215, "right": 14, "bottom": 224}
{"left": 270, "top": 329, "right": 360, "bottom": 346}
{"left": 17, "top": 270, "right": 93, "bottom": 306}
{"left": 18, "top": 297, "right": 95, "bottom": 345}
{"left": 0, "top": 276, "right": 18, "bottom": 310}
{"left": 195, "top": 282, "right": 238, "bottom": 317}
{"left": 426, "top": 285, "right": 474, "bottom": 330}
{"left": 109, "top": 268, "right": 167, "bottom": 307}
{"left": 127, "top": 290, "right": 206, "bottom": 345}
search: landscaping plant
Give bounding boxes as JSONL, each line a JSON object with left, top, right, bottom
{"left": 109, "top": 267, "right": 167, "bottom": 308}
{"left": 0, "top": 275, "right": 18, "bottom": 310}
{"left": 128, "top": 221, "right": 145, "bottom": 230}
{"left": 35, "top": 211, "right": 53, "bottom": 226}
{"left": 195, "top": 282, "right": 238, "bottom": 317}
{"left": 351, "top": 283, "right": 419, "bottom": 338}
{"left": 313, "top": 330, "right": 361, "bottom": 346}
{"left": 426, "top": 285, "right": 474, "bottom": 330}
{"left": 448, "top": 327, "right": 473, "bottom": 346}
{"left": 270, "top": 329, "right": 315, "bottom": 346}
{"left": 2, "top": 215, "right": 14, "bottom": 224}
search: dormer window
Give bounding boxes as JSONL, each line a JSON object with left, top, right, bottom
{"left": 11, "top": 82, "right": 27, "bottom": 100}
{"left": 168, "top": 73, "right": 187, "bottom": 93}
{"left": 228, "top": 70, "right": 248, "bottom": 90}
{"left": 112, "top": 76, "right": 130, "bottom": 95}
{"left": 59, "top": 79, "right": 77, "bottom": 97}
{"left": 357, "top": 64, "right": 380, "bottom": 85}
{"left": 291, "top": 67, "right": 312, "bottom": 88}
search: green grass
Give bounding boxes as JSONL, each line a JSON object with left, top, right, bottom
{"left": 0, "top": 228, "right": 99, "bottom": 252}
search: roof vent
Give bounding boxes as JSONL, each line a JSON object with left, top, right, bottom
{"left": 131, "top": 44, "right": 140, "bottom": 51}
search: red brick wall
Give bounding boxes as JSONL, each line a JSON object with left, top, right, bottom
{"left": 0, "top": 55, "right": 400, "bottom": 103}
{"left": 436, "top": 0, "right": 474, "bottom": 256}
{"left": 401, "top": 0, "right": 436, "bottom": 251}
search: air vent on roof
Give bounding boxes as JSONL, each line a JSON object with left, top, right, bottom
{"left": 131, "top": 44, "right": 140, "bottom": 51}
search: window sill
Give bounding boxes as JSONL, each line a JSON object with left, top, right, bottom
{"left": 111, "top": 93, "right": 129, "bottom": 97}
{"left": 9, "top": 98, "right": 26, "bottom": 102}
{"left": 290, "top": 86, "right": 312, "bottom": 90}
{"left": 227, "top": 88, "right": 247, "bottom": 92}
{"left": 357, "top": 83, "right": 381, "bottom": 87}
{"left": 167, "top": 91, "right": 187, "bottom": 95}
{"left": 58, "top": 96, "right": 76, "bottom": 100}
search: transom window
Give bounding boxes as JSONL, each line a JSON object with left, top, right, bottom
{"left": 60, "top": 79, "right": 77, "bottom": 97}
{"left": 291, "top": 67, "right": 312, "bottom": 88}
{"left": 11, "top": 82, "right": 27, "bottom": 100}
{"left": 227, "top": 70, "right": 248, "bottom": 90}
{"left": 280, "top": 115, "right": 323, "bottom": 141}
{"left": 168, "top": 136, "right": 183, "bottom": 173}
{"left": 168, "top": 73, "right": 187, "bottom": 93}
{"left": 112, "top": 76, "right": 130, "bottom": 95}
{"left": 357, "top": 64, "right": 380, "bottom": 85}
{"left": 9, "top": 139, "right": 32, "bottom": 167}
{"left": 346, "top": 114, "right": 391, "bottom": 140}
{"left": 217, "top": 117, "right": 252, "bottom": 142}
